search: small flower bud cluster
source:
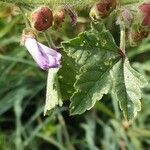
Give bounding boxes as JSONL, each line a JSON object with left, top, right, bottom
{"left": 129, "top": 3, "right": 150, "bottom": 45}
{"left": 116, "top": 3, "right": 150, "bottom": 45}
{"left": 31, "top": 5, "right": 77, "bottom": 31}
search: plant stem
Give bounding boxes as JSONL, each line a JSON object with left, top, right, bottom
{"left": 43, "top": 32, "right": 51, "bottom": 47}
{"left": 18, "top": 6, "right": 31, "bottom": 28}
{"left": 43, "top": 31, "right": 58, "bottom": 50}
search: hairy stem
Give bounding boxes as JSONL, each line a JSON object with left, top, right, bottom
{"left": 43, "top": 31, "right": 58, "bottom": 50}
{"left": 19, "top": 6, "right": 31, "bottom": 27}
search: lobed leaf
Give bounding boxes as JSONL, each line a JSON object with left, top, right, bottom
{"left": 111, "top": 58, "right": 148, "bottom": 120}
{"left": 62, "top": 22, "right": 147, "bottom": 120}
{"left": 62, "top": 22, "right": 119, "bottom": 115}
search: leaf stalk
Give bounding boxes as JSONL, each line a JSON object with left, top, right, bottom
{"left": 119, "top": 24, "right": 126, "bottom": 57}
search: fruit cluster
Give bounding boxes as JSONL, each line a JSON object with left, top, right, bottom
{"left": 31, "top": 6, "right": 77, "bottom": 31}
{"left": 30, "top": 2, "right": 149, "bottom": 45}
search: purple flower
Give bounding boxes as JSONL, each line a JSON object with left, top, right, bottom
{"left": 24, "top": 38, "right": 61, "bottom": 70}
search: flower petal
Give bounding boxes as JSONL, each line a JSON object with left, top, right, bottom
{"left": 24, "top": 38, "right": 61, "bottom": 70}
{"left": 37, "top": 42, "right": 61, "bottom": 67}
{"left": 37, "top": 42, "right": 61, "bottom": 58}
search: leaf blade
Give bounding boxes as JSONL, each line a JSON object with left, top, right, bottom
{"left": 63, "top": 22, "right": 119, "bottom": 115}
{"left": 111, "top": 58, "right": 148, "bottom": 120}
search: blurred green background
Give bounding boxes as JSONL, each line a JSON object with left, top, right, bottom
{"left": 0, "top": 3, "right": 150, "bottom": 150}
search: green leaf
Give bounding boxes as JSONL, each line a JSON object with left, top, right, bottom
{"left": 62, "top": 22, "right": 119, "bottom": 115}
{"left": 62, "top": 22, "right": 118, "bottom": 67}
{"left": 111, "top": 58, "right": 148, "bottom": 120}
{"left": 44, "top": 68, "right": 62, "bottom": 116}
{"left": 62, "top": 22, "right": 147, "bottom": 120}
{"left": 58, "top": 51, "right": 78, "bottom": 100}
{"left": 70, "top": 59, "right": 118, "bottom": 115}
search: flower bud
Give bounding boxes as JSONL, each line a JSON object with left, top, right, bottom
{"left": 139, "top": 3, "right": 150, "bottom": 15}
{"left": 90, "top": 0, "right": 116, "bottom": 19}
{"left": 31, "top": 6, "right": 53, "bottom": 31}
{"left": 22, "top": 29, "right": 61, "bottom": 70}
{"left": 129, "top": 30, "right": 149, "bottom": 45}
{"left": 53, "top": 8, "right": 66, "bottom": 28}
{"left": 21, "top": 28, "right": 36, "bottom": 45}
{"left": 121, "top": 9, "right": 133, "bottom": 26}
{"left": 139, "top": 3, "right": 150, "bottom": 26}
{"left": 64, "top": 5, "right": 77, "bottom": 26}
{"left": 25, "top": 37, "right": 61, "bottom": 70}
{"left": 116, "top": 9, "right": 133, "bottom": 28}
{"left": 53, "top": 6, "right": 77, "bottom": 28}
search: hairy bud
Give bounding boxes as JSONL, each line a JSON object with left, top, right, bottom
{"left": 64, "top": 5, "right": 77, "bottom": 26}
{"left": 139, "top": 3, "right": 150, "bottom": 26}
{"left": 53, "top": 8, "right": 66, "bottom": 28}
{"left": 53, "top": 5, "right": 77, "bottom": 28}
{"left": 116, "top": 9, "right": 133, "bottom": 28}
{"left": 129, "top": 30, "right": 149, "bottom": 45}
{"left": 121, "top": 9, "right": 133, "bottom": 26}
{"left": 31, "top": 6, "right": 53, "bottom": 31}
{"left": 90, "top": 0, "right": 116, "bottom": 19}
{"left": 21, "top": 28, "right": 36, "bottom": 45}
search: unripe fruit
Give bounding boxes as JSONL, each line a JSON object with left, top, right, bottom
{"left": 90, "top": 0, "right": 116, "bottom": 19}
{"left": 31, "top": 6, "right": 53, "bottom": 31}
{"left": 139, "top": 3, "right": 150, "bottom": 26}
{"left": 139, "top": 3, "right": 150, "bottom": 15}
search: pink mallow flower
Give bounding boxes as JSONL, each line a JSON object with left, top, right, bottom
{"left": 24, "top": 38, "right": 61, "bottom": 70}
